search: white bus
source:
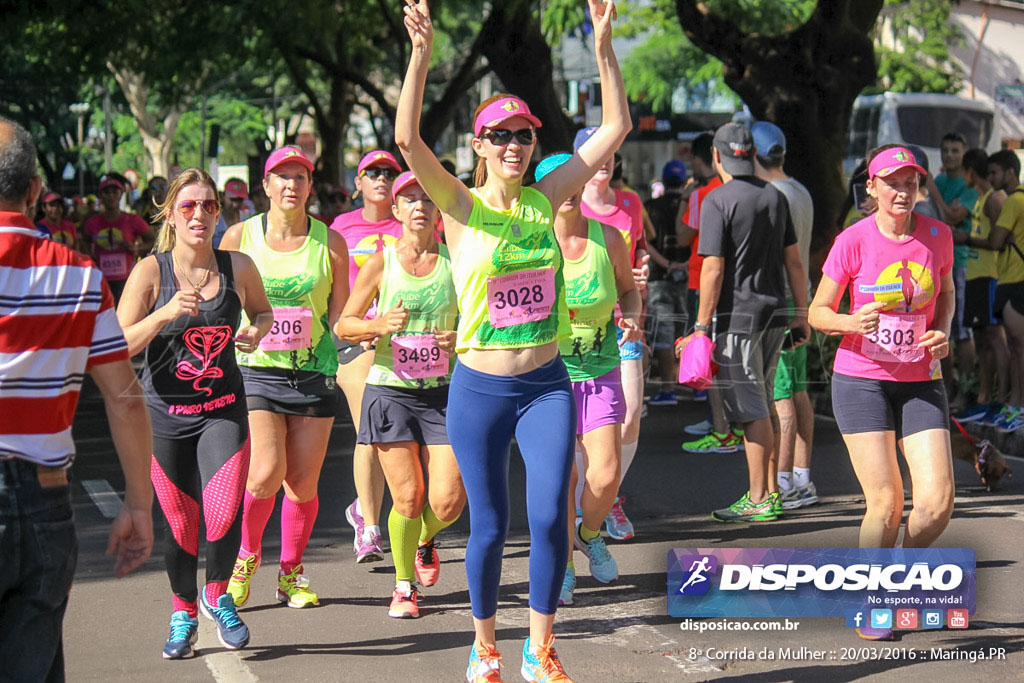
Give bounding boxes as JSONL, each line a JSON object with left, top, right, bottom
{"left": 844, "top": 92, "right": 999, "bottom": 175}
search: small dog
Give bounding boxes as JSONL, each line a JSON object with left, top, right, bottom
{"left": 949, "top": 428, "right": 1013, "bottom": 492}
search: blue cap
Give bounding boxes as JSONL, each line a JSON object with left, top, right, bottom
{"left": 662, "top": 160, "right": 687, "bottom": 186}
{"left": 573, "top": 127, "right": 598, "bottom": 152}
{"left": 535, "top": 153, "right": 572, "bottom": 183}
{"left": 751, "top": 121, "right": 786, "bottom": 157}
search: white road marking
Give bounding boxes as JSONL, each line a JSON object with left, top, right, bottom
{"left": 199, "top": 618, "right": 259, "bottom": 682}
{"left": 81, "top": 479, "right": 122, "bottom": 519}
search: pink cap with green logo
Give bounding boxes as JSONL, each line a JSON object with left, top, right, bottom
{"left": 868, "top": 147, "right": 926, "bottom": 180}
{"left": 474, "top": 96, "right": 543, "bottom": 137}
{"left": 264, "top": 146, "right": 315, "bottom": 177}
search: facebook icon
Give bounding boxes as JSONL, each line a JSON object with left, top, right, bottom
{"left": 845, "top": 609, "right": 866, "bottom": 629}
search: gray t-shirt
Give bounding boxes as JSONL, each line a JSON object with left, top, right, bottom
{"left": 698, "top": 176, "right": 797, "bottom": 333}
{"left": 771, "top": 177, "right": 813, "bottom": 299}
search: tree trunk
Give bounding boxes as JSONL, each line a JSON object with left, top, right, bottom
{"left": 675, "top": 0, "right": 883, "bottom": 268}
{"left": 480, "top": 0, "right": 574, "bottom": 153}
{"left": 107, "top": 63, "right": 184, "bottom": 178}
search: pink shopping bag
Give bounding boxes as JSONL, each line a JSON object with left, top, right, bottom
{"left": 678, "top": 334, "right": 716, "bottom": 390}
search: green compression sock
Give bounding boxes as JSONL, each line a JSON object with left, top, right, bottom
{"left": 388, "top": 507, "right": 422, "bottom": 583}
{"left": 419, "top": 502, "right": 459, "bottom": 544}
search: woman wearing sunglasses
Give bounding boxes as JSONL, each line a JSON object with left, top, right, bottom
{"left": 396, "top": 0, "right": 630, "bottom": 679}
{"left": 336, "top": 171, "right": 465, "bottom": 620}
{"left": 116, "top": 168, "right": 273, "bottom": 658}
{"left": 329, "top": 150, "right": 405, "bottom": 565}
{"left": 219, "top": 146, "right": 350, "bottom": 612}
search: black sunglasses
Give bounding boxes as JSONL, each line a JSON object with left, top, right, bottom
{"left": 361, "top": 167, "right": 399, "bottom": 181}
{"left": 482, "top": 128, "right": 536, "bottom": 146}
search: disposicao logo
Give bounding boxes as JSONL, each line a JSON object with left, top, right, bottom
{"left": 676, "top": 555, "right": 718, "bottom": 596}
{"left": 667, "top": 548, "right": 976, "bottom": 618}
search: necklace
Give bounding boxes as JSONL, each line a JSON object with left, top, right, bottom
{"left": 173, "top": 251, "right": 215, "bottom": 292}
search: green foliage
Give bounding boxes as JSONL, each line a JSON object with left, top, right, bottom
{"left": 869, "top": 0, "right": 964, "bottom": 94}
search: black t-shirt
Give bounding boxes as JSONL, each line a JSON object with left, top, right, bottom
{"left": 697, "top": 176, "right": 796, "bottom": 333}
{"left": 644, "top": 191, "right": 689, "bottom": 281}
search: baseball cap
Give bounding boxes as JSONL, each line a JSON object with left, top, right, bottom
{"left": 42, "top": 192, "right": 63, "bottom": 204}
{"left": 712, "top": 123, "right": 755, "bottom": 176}
{"left": 224, "top": 178, "right": 249, "bottom": 200}
{"left": 98, "top": 176, "right": 125, "bottom": 192}
{"left": 868, "top": 146, "right": 926, "bottom": 180}
{"left": 662, "top": 160, "right": 688, "bottom": 186}
{"left": 535, "top": 153, "right": 572, "bottom": 183}
{"left": 264, "top": 146, "right": 315, "bottom": 177}
{"left": 573, "top": 127, "right": 598, "bottom": 152}
{"left": 751, "top": 121, "right": 786, "bottom": 158}
{"left": 391, "top": 171, "right": 421, "bottom": 200}
{"left": 474, "top": 96, "right": 543, "bottom": 137}
{"left": 357, "top": 150, "right": 402, "bottom": 176}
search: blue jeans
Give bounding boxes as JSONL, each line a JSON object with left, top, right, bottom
{"left": 0, "top": 459, "right": 77, "bottom": 683}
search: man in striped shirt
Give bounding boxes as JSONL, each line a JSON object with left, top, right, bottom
{"left": 0, "top": 117, "right": 154, "bottom": 681}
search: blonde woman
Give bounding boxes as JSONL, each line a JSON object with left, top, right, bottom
{"left": 116, "top": 168, "right": 272, "bottom": 657}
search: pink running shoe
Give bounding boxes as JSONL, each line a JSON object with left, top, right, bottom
{"left": 415, "top": 540, "right": 440, "bottom": 587}
{"left": 605, "top": 496, "right": 635, "bottom": 540}
{"left": 388, "top": 585, "right": 420, "bottom": 619}
{"left": 346, "top": 499, "right": 383, "bottom": 563}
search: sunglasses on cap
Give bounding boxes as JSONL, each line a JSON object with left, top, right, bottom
{"left": 482, "top": 128, "right": 536, "bottom": 146}
{"left": 151, "top": 183, "right": 167, "bottom": 191}
{"left": 361, "top": 167, "right": 399, "bottom": 181}
{"left": 176, "top": 199, "right": 220, "bottom": 218}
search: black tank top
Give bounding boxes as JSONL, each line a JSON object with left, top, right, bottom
{"left": 140, "top": 250, "right": 246, "bottom": 438}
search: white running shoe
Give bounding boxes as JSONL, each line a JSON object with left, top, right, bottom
{"left": 684, "top": 418, "right": 713, "bottom": 436}
{"left": 782, "top": 482, "right": 819, "bottom": 509}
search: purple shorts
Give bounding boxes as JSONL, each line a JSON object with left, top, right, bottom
{"left": 571, "top": 366, "right": 626, "bottom": 435}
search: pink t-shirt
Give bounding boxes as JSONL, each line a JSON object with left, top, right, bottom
{"left": 329, "top": 208, "right": 403, "bottom": 290}
{"left": 823, "top": 213, "right": 954, "bottom": 382}
{"left": 82, "top": 212, "right": 149, "bottom": 282}
{"left": 582, "top": 188, "right": 645, "bottom": 265}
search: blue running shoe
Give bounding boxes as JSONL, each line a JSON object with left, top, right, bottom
{"left": 162, "top": 611, "right": 198, "bottom": 659}
{"left": 955, "top": 402, "right": 990, "bottom": 423}
{"left": 980, "top": 403, "right": 1006, "bottom": 426}
{"left": 573, "top": 522, "right": 618, "bottom": 583}
{"left": 558, "top": 566, "right": 576, "bottom": 606}
{"left": 200, "top": 593, "right": 250, "bottom": 650}
{"left": 993, "top": 405, "right": 1021, "bottom": 431}
{"left": 1000, "top": 408, "right": 1024, "bottom": 433}
{"left": 648, "top": 391, "right": 678, "bottom": 406}
{"left": 465, "top": 641, "right": 503, "bottom": 682}
{"left": 521, "top": 635, "right": 572, "bottom": 682}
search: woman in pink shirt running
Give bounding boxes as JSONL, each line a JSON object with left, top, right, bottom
{"left": 809, "top": 145, "right": 955, "bottom": 640}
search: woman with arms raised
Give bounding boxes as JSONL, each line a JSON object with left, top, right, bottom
{"left": 395, "top": 1, "right": 630, "bottom": 680}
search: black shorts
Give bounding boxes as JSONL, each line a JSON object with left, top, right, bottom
{"left": 964, "top": 278, "right": 997, "bottom": 329}
{"left": 241, "top": 366, "right": 339, "bottom": 417}
{"left": 333, "top": 333, "right": 369, "bottom": 366}
{"left": 357, "top": 384, "right": 449, "bottom": 446}
{"left": 831, "top": 373, "right": 948, "bottom": 437}
{"left": 993, "top": 281, "right": 1024, "bottom": 320}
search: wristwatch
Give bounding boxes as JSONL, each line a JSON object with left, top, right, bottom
{"left": 694, "top": 323, "right": 711, "bottom": 333}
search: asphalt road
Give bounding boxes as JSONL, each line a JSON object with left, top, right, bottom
{"left": 59, "top": 383, "right": 1024, "bottom": 682}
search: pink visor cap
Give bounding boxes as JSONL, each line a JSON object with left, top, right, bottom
{"left": 264, "top": 146, "right": 315, "bottom": 177}
{"left": 868, "top": 147, "right": 926, "bottom": 180}
{"left": 357, "top": 150, "right": 402, "bottom": 176}
{"left": 473, "top": 97, "right": 543, "bottom": 137}
{"left": 391, "top": 171, "right": 421, "bottom": 200}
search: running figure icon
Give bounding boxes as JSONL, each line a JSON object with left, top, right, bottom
{"left": 678, "top": 556, "right": 712, "bottom": 594}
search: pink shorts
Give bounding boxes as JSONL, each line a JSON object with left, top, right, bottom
{"left": 571, "top": 366, "right": 626, "bottom": 435}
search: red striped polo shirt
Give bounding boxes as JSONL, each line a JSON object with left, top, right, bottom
{"left": 0, "top": 211, "right": 129, "bottom": 467}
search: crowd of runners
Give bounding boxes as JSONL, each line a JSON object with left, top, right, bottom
{"left": 5, "top": 0, "right": 1024, "bottom": 679}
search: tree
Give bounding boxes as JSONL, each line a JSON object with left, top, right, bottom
{"left": 675, "top": 0, "right": 884, "bottom": 250}
{"left": 871, "top": 0, "right": 964, "bottom": 94}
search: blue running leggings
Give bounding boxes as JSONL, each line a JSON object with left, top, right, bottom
{"left": 447, "top": 357, "right": 576, "bottom": 618}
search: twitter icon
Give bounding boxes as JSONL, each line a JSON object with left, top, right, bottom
{"left": 871, "top": 609, "right": 892, "bottom": 628}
